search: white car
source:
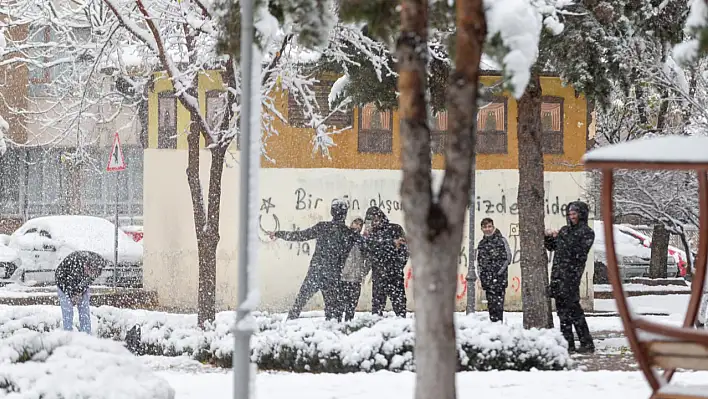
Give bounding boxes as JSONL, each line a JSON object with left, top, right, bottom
{"left": 593, "top": 221, "right": 678, "bottom": 282}
{"left": 7, "top": 215, "right": 144, "bottom": 287}
{"left": 0, "top": 237, "right": 20, "bottom": 281}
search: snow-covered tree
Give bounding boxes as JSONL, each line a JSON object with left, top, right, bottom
{"left": 0, "top": 0, "right": 146, "bottom": 213}
{"left": 674, "top": 0, "right": 708, "bottom": 64}
{"left": 2, "top": 0, "right": 388, "bottom": 325}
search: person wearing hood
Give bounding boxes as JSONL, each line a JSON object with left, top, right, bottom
{"left": 477, "top": 218, "right": 512, "bottom": 323}
{"left": 363, "top": 206, "right": 409, "bottom": 317}
{"left": 545, "top": 201, "right": 595, "bottom": 353}
{"left": 269, "top": 199, "right": 360, "bottom": 320}
{"left": 55, "top": 250, "right": 107, "bottom": 334}
{"left": 339, "top": 218, "right": 370, "bottom": 322}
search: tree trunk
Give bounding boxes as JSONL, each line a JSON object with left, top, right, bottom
{"left": 517, "top": 72, "right": 552, "bottom": 329}
{"left": 65, "top": 161, "right": 83, "bottom": 215}
{"left": 183, "top": 82, "right": 216, "bottom": 327}
{"left": 649, "top": 223, "right": 669, "bottom": 279}
{"left": 397, "top": 0, "right": 484, "bottom": 398}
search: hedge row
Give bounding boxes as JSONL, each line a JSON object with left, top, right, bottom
{"left": 0, "top": 305, "right": 572, "bottom": 372}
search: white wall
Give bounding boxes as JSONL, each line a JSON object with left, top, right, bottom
{"left": 143, "top": 149, "right": 594, "bottom": 313}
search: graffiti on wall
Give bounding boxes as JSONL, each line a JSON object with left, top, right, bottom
{"left": 506, "top": 222, "right": 556, "bottom": 267}
{"left": 258, "top": 183, "right": 582, "bottom": 298}
{"left": 404, "top": 246, "right": 469, "bottom": 300}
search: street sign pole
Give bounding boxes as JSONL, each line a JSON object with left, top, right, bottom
{"left": 114, "top": 172, "right": 119, "bottom": 289}
{"left": 234, "top": 0, "right": 255, "bottom": 397}
{"left": 106, "top": 132, "right": 127, "bottom": 290}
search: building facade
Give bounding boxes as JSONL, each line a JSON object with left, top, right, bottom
{"left": 0, "top": 25, "right": 144, "bottom": 233}
{"left": 142, "top": 71, "right": 595, "bottom": 313}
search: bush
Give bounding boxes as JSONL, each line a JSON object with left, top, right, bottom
{"left": 0, "top": 330, "right": 175, "bottom": 398}
{"left": 0, "top": 305, "right": 572, "bottom": 372}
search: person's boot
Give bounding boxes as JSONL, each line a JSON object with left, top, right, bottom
{"left": 560, "top": 323, "right": 575, "bottom": 354}
{"left": 575, "top": 318, "right": 595, "bottom": 354}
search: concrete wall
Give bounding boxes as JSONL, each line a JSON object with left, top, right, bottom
{"left": 144, "top": 149, "right": 594, "bottom": 313}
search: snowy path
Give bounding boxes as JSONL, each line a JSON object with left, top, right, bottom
{"left": 158, "top": 370, "right": 708, "bottom": 399}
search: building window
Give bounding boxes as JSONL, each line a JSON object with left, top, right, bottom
{"left": 27, "top": 26, "right": 92, "bottom": 97}
{"left": 205, "top": 90, "right": 237, "bottom": 149}
{"left": 157, "top": 91, "right": 177, "bottom": 149}
{"left": 288, "top": 79, "right": 352, "bottom": 128}
{"left": 358, "top": 103, "right": 393, "bottom": 153}
{"left": 541, "top": 96, "right": 564, "bottom": 154}
{"left": 430, "top": 110, "right": 448, "bottom": 154}
{"left": 28, "top": 27, "right": 52, "bottom": 97}
{"left": 476, "top": 98, "right": 508, "bottom": 154}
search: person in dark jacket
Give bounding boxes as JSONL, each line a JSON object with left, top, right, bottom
{"left": 339, "top": 218, "right": 370, "bottom": 322}
{"left": 477, "top": 218, "right": 512, "bottom": 323}
{"left": 55, "top": 250, "right": 107, "bottom": 334}
{"left": 545, "top": 201, "right": 595, "bottom": 353}
{"left": 364, "top": 206, "right": 409, "bottom": 318}
{"left": 270, "top": 199, "right": 360, "bottom": 320}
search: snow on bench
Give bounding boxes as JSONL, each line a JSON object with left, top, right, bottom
{"left": 583, "top": 135, "right": 708, "bottom": 165}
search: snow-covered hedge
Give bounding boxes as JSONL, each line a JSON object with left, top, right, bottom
{"left": 0, "top": 305, "right": 572, "bottom": 372}
{"left": 0, "top": 330, "right": 175, "bottom": 398}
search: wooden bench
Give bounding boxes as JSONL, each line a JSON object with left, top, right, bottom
{"left": 584, "top": 136, "right": 708, "bottom": 399}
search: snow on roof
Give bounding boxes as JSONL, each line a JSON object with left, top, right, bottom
{"left": 583, "top": 135, "right": 708, "bottom": 165}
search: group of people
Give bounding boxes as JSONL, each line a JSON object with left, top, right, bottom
{"left": 54, "top": 196, "right": 595, "bottom": 354}
{"left": 269, "top": 200, "right": 409, "bottom": 321}
{"left": 477, "top": 201, "right": 595, "bottom": 353}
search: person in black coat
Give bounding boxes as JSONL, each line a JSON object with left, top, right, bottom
{"left": 270, "top": 199, "right": 360, "bottom": 320}
{"left": 363, "top": 206, "right": 409, "bottom": 318}
{"left": 55, "top": 250, "right": 107, "bottom": 334}
{"left": 477, "top": 218, "right": 512, "bottom": 323}
{"left": 545, "top": 201, "right": 595, "bottom": 353}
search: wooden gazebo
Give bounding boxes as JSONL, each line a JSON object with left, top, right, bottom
{"left": 584, "top": 135, "right": 708, "bottom": 399}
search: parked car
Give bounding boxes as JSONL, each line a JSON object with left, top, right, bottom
{"left": 121, "top": 225, "right": 144, "bottom": 243}
{"left": 0, "top": 241, "right": 20, "bottom": 280}
{"left": 617, "top": 225, "right": 689, "bottom": 277}
{"left": 593, "top": 221, "right": 679, "bottom": 284}
{"left": 7, "top": 215, "right": 144, "bottom": 287}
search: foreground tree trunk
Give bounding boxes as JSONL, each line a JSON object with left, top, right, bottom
{"left": 398, "top": 0, "right": 484, "bottom": 398}
{"left": 517, "top": 72, "right": 553, "bottom": 329}
{"left": 649, "top": 223, "right": 669, "bottom": 279}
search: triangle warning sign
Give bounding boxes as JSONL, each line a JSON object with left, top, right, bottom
{"left": 107, "top": 133, "right": 127, "bottom": 172}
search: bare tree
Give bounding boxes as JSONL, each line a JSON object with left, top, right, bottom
{"left": 3, "top": 0, "right": 389, "bottom": 325}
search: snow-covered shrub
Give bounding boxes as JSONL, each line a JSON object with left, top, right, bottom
{"left": 0, "top": 305, "right": 571, "bottom": 372}
{"left": 0, "top": 330, "right": 174, "bottom": 398}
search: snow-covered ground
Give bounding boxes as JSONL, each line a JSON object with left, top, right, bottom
{"left": 154, "top": 369, "right": 708, "bottom": 399}
{"left": 594, "top": 283, "right": 691, "bottom": 293}
{"left": 594, "top": 295, "right": 690, "bottom": 316}
{"left": 0, "top": 292, "right": 699, "bottom": 398}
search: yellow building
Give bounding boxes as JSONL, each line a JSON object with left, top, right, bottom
{"left": 147, "top": 72, "right": 591, "bottom": 171}
{"left": 143, "top": 71, "right": 595, "bottom": 313}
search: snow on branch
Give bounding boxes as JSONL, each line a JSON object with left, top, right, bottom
{"left": 484, "top": 0, "right": 567, "bottom": 98}
{"left": 673, "top": 0, "right": 708, "bottom": 65}
{"left": 0, "top": 0, "right": 147, "bottom": 147}
{"left": 2, "top": 0, "right": 391, "bottom": 156}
